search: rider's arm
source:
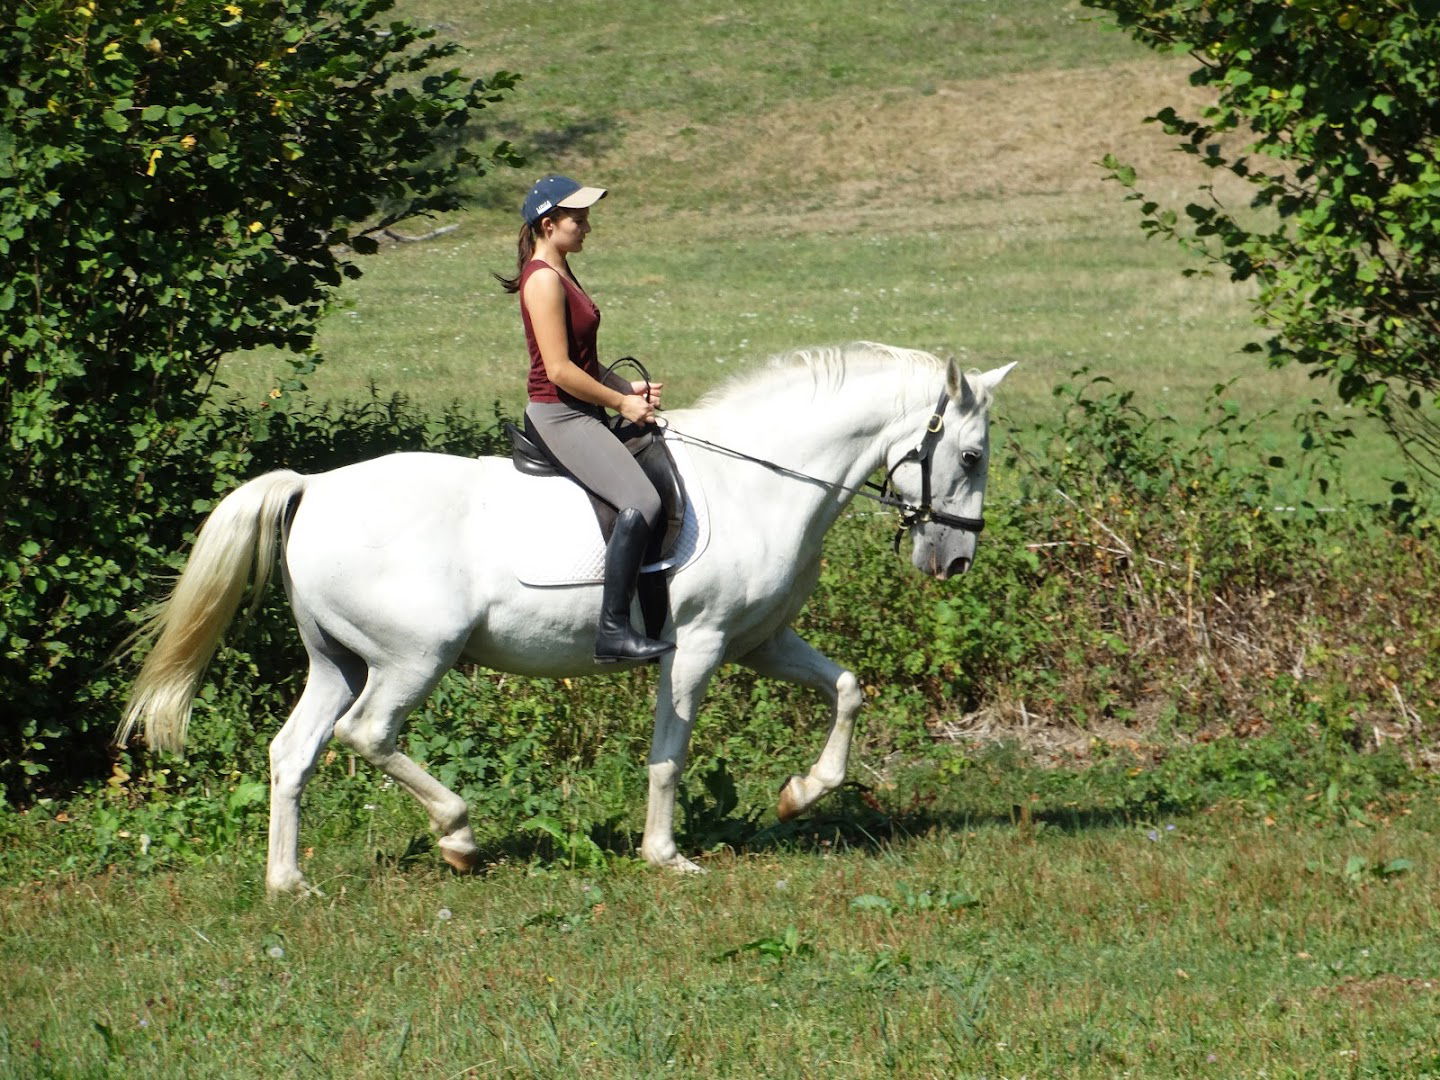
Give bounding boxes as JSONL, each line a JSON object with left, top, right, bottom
{"left": 524, "top": 270, "right": 652, "bottom": 423}
{"left": 599, "top": 366, "right": 664, "bottom": 408}
{"left": 598, "top": 366, "right": 632, "bottom": 394}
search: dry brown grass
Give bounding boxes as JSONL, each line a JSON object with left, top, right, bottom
{"left": 596, "top": 58, "right": 1243, "bottom": 226}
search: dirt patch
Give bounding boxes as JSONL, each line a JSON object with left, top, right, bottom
{"left": 610, "top": 59, "right": 1239, "bottom": 216}
{"left": 1316, "top": 975, "right": 1440, "bottom": 1008}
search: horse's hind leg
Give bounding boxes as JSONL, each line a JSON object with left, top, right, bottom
{"left": 268, "top": 650, "right": 364, "bottom": 896}
{"left": 331, "top": 661, "right": 481, "bottom": 875}
{"left": 737, "top": 628, "right": 862, "bottom": 821}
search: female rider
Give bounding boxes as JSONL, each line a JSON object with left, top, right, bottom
{"left": 498, "top": 174, "right": 675, "bottom": 664}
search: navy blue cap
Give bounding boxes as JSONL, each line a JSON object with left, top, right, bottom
{"left": 521, "top": 174, "right": 607, "bottom": 227}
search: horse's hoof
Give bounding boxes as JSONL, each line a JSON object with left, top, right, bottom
{"left": 439, "top": 839, "right": 481, "bottom": 874}
{"left": 641, "top": 847, "right": 707, "bottom": 874}
{"left": 266, "top": 877, "right": 323, "bottom": 900}
{"left": 777, "top": 775, "right": 806, "bottom": 822}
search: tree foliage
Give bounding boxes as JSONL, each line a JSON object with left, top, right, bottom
{"left": 1082, "top": 0, "right": 1440, "bottom": 469}
{"left": 0, "top": 0, "right": 519, "bottom": 799}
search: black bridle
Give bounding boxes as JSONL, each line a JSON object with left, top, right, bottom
{"left": 872, "top": 389, "right": 986, "bottom": 545}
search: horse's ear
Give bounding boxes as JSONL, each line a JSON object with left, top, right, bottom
{"left": 977, "top": 361, "right": 1018, "bottom": 394}
{"left": 946, "top": 356, "right": 977, "bottom": 410}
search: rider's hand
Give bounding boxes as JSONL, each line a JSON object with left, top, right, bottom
{"left": 617, "top": 393, "right": 654, "bottom": 424}
{"left": 632, "top": 380, "right": 663, "bottom": 409}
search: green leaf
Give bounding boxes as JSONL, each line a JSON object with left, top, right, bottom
{"left": 0, "top": 0, "right": 521, "bottom": 797}
{"left": 227, "top": 781, "right": 267, "bottom": 811}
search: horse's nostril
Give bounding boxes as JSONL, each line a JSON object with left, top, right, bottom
{"left": 947, "top": 556, "right": 972, "bottom": 577}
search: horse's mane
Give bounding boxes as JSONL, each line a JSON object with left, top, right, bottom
{"left": 694, "top": 341, "right": 952, "bottom": 413}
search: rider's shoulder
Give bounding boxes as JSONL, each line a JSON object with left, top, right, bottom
{"left": 522, "top": 263, "right": 565, "bottom": 299}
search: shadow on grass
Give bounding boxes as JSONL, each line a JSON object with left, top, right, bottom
{"left": 714, "top": 782, "right": 1194, "bottom": 861}
{"left": 387, "top": 778, "right": 1192, "bottom": 876}
{"left": 492, "top": 116, "right": 620, "bottom": 164}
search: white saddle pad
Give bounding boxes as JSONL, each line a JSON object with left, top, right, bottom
{"left": 504, "top": 436, "right": 710, "bottom": 587}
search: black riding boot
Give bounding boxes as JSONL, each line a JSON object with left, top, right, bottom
{"left": 595, "top": 508, "right": 676, "bottom": 664}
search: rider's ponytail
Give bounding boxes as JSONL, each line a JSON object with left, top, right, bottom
{"left": 495, "top": 224, "right": 535, "bottom": 294}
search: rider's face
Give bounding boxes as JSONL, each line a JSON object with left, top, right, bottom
{"left": 545, "top": 208, "right": 591, "bottom": 253}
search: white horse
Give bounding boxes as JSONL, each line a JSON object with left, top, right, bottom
{"left": 119, "top": 342, "right": 1014, "bottom": 895}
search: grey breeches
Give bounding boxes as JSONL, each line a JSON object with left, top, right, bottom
{"left": 524, "top": 401, "right": 662, "bottom": 529}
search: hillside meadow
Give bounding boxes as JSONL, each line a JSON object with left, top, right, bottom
{"left": 5, "top": 2, "right": 1438, "bottom": 1077}
{"left": 220, "top": 0, "right": 1289, "bottom": 433}
{"left": 215, "top": 0, "right": 1418, "bottom": 498}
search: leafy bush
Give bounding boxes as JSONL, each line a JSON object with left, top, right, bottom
{"left": 132, "top": 391, "right": 513, "bottom": 778}
{"left": 13, "top": 367, "right": 1437, "bottom": 874}
{"left": 1084, "top": 0, "right": 1440, "bottom": 469}
{"left": 2, "top": 386, "right": 510, "bottom": 801}
{"left": 0, "top": 0, "right": 519, "bottom": 801}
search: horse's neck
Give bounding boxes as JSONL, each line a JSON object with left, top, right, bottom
{"left": 685, "top": 367, "right": 937, "bottom": 517}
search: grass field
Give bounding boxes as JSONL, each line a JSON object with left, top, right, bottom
{"left": 4, "top": 770, "right": 1438, "bottom": 1078}
{"left": 212, "top": 0, "right": 1416, "bottom": 495}
{"left": 7, "top": 3, "right": 1437, "bottom": 1077}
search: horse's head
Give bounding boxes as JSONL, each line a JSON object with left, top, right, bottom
{"left": 893, "top": 358, "right": 1015, "bottom": 580}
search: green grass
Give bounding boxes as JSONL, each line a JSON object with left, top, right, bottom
{"left": 228, "top": 211, "right": 1234, "bottom": 415}
{"left": 442, "top": 0, "right": 1144, "bottom": 140}
{"left": 213, "top": 1, "right": 1382, "bottom": 448}
{"left": 228, "top": 201, "right": 1261, "bottom": 419}
{"left": 4, "top": 775, "right": 1438, "bottom": 1078}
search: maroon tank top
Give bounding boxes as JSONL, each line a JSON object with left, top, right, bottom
{"left": 519, "top": 259, "right": 601, "bottom": 404}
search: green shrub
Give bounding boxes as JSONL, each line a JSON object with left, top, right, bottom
{"left": 129, "top": 392, "right": 513, "bottom": 781}
{"left": 0, "top": 0, "right": 519, "bottom": 802}
{"left": 1086, "top": 0, "right": 1440, "bottom": 470}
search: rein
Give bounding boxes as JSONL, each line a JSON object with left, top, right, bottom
{"left": 603, "top": 356, "right": 985, "bottom": 546}
{"left": 657, "top": 389, "right": 986, "bottom": 550}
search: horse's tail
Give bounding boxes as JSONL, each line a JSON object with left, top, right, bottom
{"left": 115, "top": 470, "right": 307, "bottom": 755}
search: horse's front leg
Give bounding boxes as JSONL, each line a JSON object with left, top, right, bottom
{"left": 737, "top": 627, "right": 862, "bottom": 821}
{"left": 641, "top": 633, "right": 726, "bottom": 872}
